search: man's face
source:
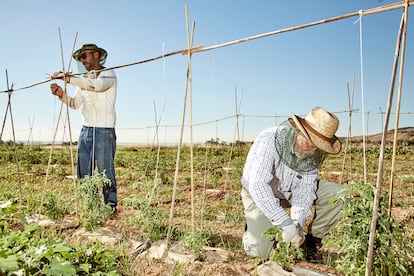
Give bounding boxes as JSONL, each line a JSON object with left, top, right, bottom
{"left": 78, "top": 50, "right": 101, "bottom": 71}
{"left": 293, "top": 132, "right": 319, "bottom": 159}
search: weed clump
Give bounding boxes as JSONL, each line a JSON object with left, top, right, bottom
{"left": 77, "top": 173, "right": 113, "bottom": 231}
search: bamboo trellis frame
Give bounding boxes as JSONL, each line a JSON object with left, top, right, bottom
{"left": 0, "top": 71, "right": 23, "bottom": 200}
{"left": 1, "top": 1, "right": 414, "bottom": 94}
{"left": 366, "top": 1, "right": 410, "bottom": 274}
{"left": 0, "top": 1, "right": 412, "bottom": 273}
{"left": 38, "top": 30, "right": 79, "bottom": 216}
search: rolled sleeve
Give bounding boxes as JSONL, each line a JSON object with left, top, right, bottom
{"left": 69, "top": 70, "right": 116, "bottom": 92}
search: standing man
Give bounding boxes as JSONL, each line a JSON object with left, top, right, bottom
{"left": 241, "top": 106, "right": 344, "bottom": 263}
{"left": 50, "top": 44, "right": 118, "bottom": 213}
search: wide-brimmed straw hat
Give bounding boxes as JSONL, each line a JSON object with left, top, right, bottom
{"left": 288, "top": 106, "right": 341, "bottom": 154}
{"left": 72, "top": 44, "right": 107, "bottom": 62}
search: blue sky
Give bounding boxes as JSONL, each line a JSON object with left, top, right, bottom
{"left": 0, "top": 0, "right": 413, "bottom": 144}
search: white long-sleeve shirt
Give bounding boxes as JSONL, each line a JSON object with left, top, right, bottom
{"left": 241, "top": 127, "right": 318, "bottom": 228}
{"left": 61, "top": 69, "right": 117, "bottom": 128}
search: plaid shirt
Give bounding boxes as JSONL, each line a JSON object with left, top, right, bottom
{"left": 241, "top": 127, "right": 318, "bottom": 227}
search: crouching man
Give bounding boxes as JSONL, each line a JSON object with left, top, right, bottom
{"left": 240, "top": 107, "right": 344, "bottom": 263}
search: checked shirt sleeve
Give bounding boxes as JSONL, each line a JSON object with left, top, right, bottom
{"left": 289, "top": 171, "right": 318, "bottom": 227}
{"left": 242, "top": 128, "right": 293, "bottom": 227}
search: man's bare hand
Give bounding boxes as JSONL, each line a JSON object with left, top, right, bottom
{"left": 51, "top": 71, "right": 65, "bottom": 80}
{"left": 50, "top": 83, "right": 63, "bottom": 98}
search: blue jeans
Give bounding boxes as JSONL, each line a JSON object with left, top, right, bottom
{"left": 77, "top": 126, "right": 117, "bottom": 207}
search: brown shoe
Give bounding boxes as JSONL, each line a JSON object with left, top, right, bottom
{"left": 302, "top": 234, "right": 323, "bottom": 263}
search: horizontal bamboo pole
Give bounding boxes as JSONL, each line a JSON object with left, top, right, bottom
{"left": 192, "top": 0, "right": 414, "bottom": 53}
{"left": 1, "top": 0, "right": 413, "bottom": 93}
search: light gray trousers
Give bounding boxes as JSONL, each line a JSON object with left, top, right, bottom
{"left": 241, "top": 180, "right": 344, "bottom": 257}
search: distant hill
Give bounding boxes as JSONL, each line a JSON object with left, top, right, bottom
{"left": 346, "top": 127, "right": 414, "bottom": 144}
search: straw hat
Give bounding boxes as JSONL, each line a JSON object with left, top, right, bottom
{"left": 288, "top": 106, "right": 341, "bottom": 154}
{"left": 72, "top": 44, "right": 107, "bottom": 62}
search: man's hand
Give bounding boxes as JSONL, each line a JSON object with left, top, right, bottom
{"left": 281, "top": 222, "right": 305, "bottom": 248}
{"left": 51, "top": 71, "right": 65, "bottom": 80}
{"left": 51, "top": 71, "right": 71, "bottom": 82}
{"left": 50, "top": 83, "right": 63, "bottom": 98}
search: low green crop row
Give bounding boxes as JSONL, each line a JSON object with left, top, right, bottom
{"left": 0, "top": 221, "right": 119, "bottom": 275}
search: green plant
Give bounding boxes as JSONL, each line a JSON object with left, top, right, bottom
{"left": 43, "top": 191, "right": 65, "bottom": 220}
{"left": 77, "top": 173, "right": 113, "bottom": 231}
{"left": 324, "top": 181, "right": 414, "bottom": 275}
{"left": 181, "top": 232, "right": 210, "bottom": 261}
{"left": 134, "top": 197, "right": 168, "bottom": 241}
{"left": 263, "top": 226, "right": 305, "bottom": 271}
{"left": 170, "top": 261, "right": 186, "bottom": 275}
{"left": 0, "top": 143, "right": 413, "bottom": 274}
{"left": 0, "top": 223, "right": 119, "bottom": 274}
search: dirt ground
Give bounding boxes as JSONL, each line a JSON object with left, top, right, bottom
{"left": 103, "top": 207, "right": 344, "bottom": 275}
{"left": 11, "top": 142, "right": 414, "bottom": 275}
{"left": 101, "top": 180, "right": 413, "bottom": 275}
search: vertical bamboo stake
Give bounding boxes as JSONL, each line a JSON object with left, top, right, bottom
{"left": 234, "top": 86, "right": 240, "bottom": 141}
{"left": 4, "top": 71, "right": 23, "bottom": 200}
{"left": 63, "top": 31, "right": 78, "bottom": 215}
{"left": 365, "top": 10, "right": 406, "bottom": 276}
{"left": 340, "top": 75, "right": 355, "bottom": 185}
{"left": 163, "top": 4, "right": 194, "bottom": 258}
{"left": 153, "top": 102, "right": 160, "bottom": 181}
{"left": 143, "top": 100, "right": 164, "bottom": 185}
{"left": 147, "top": 102, "right": 164, "bottom": 206}
{"left": 27, "top": 116, "right": 35, "bottom": 145}
{"left": 143, "top": 106, "right": 158, "bottom": 179}
{"left": 224, "top": 87, "right": 243, "bottom": 192}
{"left": 39, "top": 30, "right": 78, "bottom": 215}
{"left": 0, "top": 86, "right": 9, "bottom": 141}
{"left": 358, "top": 11, "right": 368, "bottom": 185}
{"left": 387, "top": 13, "right": 405, "bottom": 214}
{"left": 388, "top": 4, "right": 409, "bottom": 213}
{"left": 242, "top": 114, "right": 246, "bottom": 141}
{"left": 187, "top": 17, "right": 196, "bottom": 234}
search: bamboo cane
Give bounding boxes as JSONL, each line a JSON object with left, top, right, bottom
{"left": 65, "top": 32, "right": 79, "bottom": 216}
{"left": 386, "top": 15, "right": 406, "bottom": 215}
{"left": 188, "top": 20, "right": 196, "bottom": 235}
{"left": 2, "top": 1, "right": 413, "bottom": 94}
{"left": 4, "top": 71, "right": 23, "bottom": 200}
{"left": 365, "top": 8, "right": 406, "bottom": 276}
{"left": 163, "top": 4, "right": 194, "bottom": 260}
{"left": 340, "top": 76, "right": 355, "bottom": 185}
{"left": 0, "top": 73, "right": 12, "bottom": 139}
{"left": 388, "top": 7, "right": 409, "bottom": 213}
{"left": 191, "top": 1, "right": 414, "bottom": 54}
{"left": 224, "top": 87, "right": 243, "bottom": 192}
{"left": 39, "top": 30, "right": 78, "bottom": 216}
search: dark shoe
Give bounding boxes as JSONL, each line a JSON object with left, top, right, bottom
{"left": 111, "top": 206, "right": 117, "bottom": 215}
{"left": 302, "top": 234, "right": 323, "bottom": 263}
{"left": 107, "top": 203, "right": 117, "bottom": 216}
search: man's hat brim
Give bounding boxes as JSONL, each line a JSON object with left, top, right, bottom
{"left": 73, "top": 44, "right": 107, "bottom": 62}
{"left": 288, "top": 115, "right": 341, "bottom": 154}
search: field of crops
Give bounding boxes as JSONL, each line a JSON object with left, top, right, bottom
{"left": 0, "top": 141, "right": 413, "bottom": 275}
